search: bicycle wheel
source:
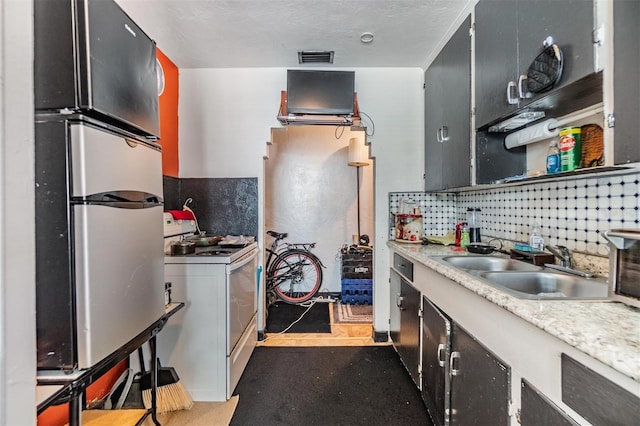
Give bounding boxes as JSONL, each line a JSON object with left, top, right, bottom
{"left": 268, "top": 249, "right": 323, "bottom": 304}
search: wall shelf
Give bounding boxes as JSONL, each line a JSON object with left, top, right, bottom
{"left": 276, "top": 91, "right": 360, "bottom": 126}
{"left": 432, "top": 164, "right": 639, "bottom": 193}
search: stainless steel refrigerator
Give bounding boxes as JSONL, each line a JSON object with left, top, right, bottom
{"left": 34, "top": 0, "right": 164, "bottom": 370}
{"left": 35, "top": 116, "right": 165, "bottom": 370}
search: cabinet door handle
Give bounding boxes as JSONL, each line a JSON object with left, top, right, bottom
{"left": 450, "top": 351, "right": 461, "bottom": 376}
{"left": 441, "top": 126, "right": 449, "bottom": 142}
{"left": 506, "top": 81, "right": 518, "bottom": 105}
{"left": 437, "top": 343, "right": 446, "bottom": 367}
{"left": 436, "top": 127, "right": 443, "bottom": 143}
{"left": 396, "top": 294, "right": 404, "bottom": 308}
{"left": 518, "top": 74, "right": 532, "bottom": 99}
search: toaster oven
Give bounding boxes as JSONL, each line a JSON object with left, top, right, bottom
{"left": 603, "top": 229, "right": 640, "bottom": 308}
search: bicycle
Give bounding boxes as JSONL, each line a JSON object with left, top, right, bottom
{"left": 265, "top": 230, "right": 325, "bottom": 306}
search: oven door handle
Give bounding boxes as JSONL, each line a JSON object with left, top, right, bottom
{"left": 228, "top": 249, "right": 258, "bottom": 272}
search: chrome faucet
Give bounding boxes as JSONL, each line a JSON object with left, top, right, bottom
{"left": 544, "top": 245, "right": 594, "bottom": 278}
{"left": 547, "top": 245, "right": 573, "bottom": 268}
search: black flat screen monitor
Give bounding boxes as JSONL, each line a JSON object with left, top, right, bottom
{"left": 287, "top": 70, "right": 355, "bottom": 115}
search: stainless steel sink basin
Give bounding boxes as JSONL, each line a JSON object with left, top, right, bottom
{"left": 479, "top": 271, "right": 609, "bottom": 300}
{"left": 441, "top": 256, "right": 543, "bottom": 272}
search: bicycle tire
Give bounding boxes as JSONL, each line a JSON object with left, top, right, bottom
{"left": 268, "top": 249, "right": 323, "bottom": 304}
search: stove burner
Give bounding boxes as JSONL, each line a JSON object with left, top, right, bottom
{"left": 196, "top": 249, "right": 232, "bottom": 256}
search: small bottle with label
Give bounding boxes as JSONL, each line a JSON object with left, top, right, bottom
{"left": 546, "top": 139, "right": 560, "bottom": 174}
{"left": 461, "top": 225, "right": 470, "bottom": 248}
{"left": 529, "top": 222, "right": 545, "bottom": 252}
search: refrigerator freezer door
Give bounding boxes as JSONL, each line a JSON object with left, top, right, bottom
{"left": 70, "top": 122, "right": 162, "bottom": 199}
{"left": 74, "top": 204, "right": 165, "bottom": 368}
{"left": 34, "top": 0, "right": 159, "bottom": 138}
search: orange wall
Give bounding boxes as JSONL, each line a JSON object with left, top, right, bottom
{"left": 157, "top": 48, "right": 180, "bottom": 177}
{"left": 37, "top": 360, "right": 128, "bottom": 426}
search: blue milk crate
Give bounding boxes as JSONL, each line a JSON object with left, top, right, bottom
{"left": 341, "top": 278, "right": 373, "bottom": 305}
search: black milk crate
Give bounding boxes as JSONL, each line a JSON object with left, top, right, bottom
{"left": 341, "top": 278, "right": 373, "bottom": 305}
{"left": 341, "top": 251, "right": 373, "bottom": 279}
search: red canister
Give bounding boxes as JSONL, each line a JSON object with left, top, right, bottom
{"left": 455, "top": 222, "right": 466, "bottom": 247}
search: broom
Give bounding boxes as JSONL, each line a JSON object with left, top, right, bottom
{"left": 138, "top": 347, "right": 194, "bottom": 414}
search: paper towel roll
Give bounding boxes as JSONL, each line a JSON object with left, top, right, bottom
{"left": 505, "top": 119, "right": 559, "bottom": 149}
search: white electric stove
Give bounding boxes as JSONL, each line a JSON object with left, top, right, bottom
{"left": 163, "top": 212, "right": 256, "bottom": 263}
{"left": 159, "top": 212, "right": 258, "bottom": 401}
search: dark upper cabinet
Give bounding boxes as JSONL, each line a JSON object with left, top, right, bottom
{"left": 475, "top": 0, "right": 596, "bottom": 129}
{"left": 424, "top": 58, "right": 445, "bottom": 191}
{"left": 474, "top": 0, "right": 519, "bottom": 127}
{"left": 517, "top": 0, "right": 595, "bottom": 93}
{"left": 425, "top": 15, "right": 471, "bottom": 191}
{"left": 613, "top": 0, "right": 640, "bottom": 165}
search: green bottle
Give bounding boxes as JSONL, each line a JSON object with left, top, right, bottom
{"left": 461, "top": 225, "right": 470, "bottom": 248}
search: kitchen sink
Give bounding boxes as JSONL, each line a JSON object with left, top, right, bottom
{"left": 441, "top": 256, "right": 543, "bottom": 272}
{"left": 479, "top": 271, "right": 610, "bottom": 300}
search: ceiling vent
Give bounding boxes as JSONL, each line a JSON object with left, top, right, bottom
{"left": 298, "top": 50, "right": 334, "bottom": 64}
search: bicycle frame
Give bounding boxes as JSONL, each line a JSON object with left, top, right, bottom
{"left": 264, "top": 231, "right": 324, "bottom": 304}
{"left": 268, "top": 256, "right": 309, "bottom": 288}
{"left": 265, "top": 235, "right": 318, "bottom": 273}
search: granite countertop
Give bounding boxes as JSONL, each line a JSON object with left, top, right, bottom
{"left": 388, "top": 241, "right": 640, "bottom": 383}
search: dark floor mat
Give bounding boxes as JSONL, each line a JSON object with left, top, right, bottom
{"left": 231, "top": 346, "right": 432, "bottom": 426}
{"left": 266, "top": 301, "right": 331, "bottom": 333}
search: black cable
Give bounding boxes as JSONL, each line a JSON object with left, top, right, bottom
{"left": 359, "top": 111, "right": 375, "bottom": 136}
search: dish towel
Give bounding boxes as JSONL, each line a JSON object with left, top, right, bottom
{"left": 166, "top": 210, "right": 195, "bottom": 220}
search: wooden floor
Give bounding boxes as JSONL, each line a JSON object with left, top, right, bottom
{"left": 257, "top": 302, "right": 389, "bottom": 347}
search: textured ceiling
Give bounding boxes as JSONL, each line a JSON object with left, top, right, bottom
{"left": 116, "top": 0, "right": 474, "bottom": 69}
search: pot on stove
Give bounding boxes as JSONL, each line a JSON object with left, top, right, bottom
{"left": 171, "top": 240, "right": 196, "bottom": 255}
{"left": 185, "top": 234, "right": 223, "bottom": 247}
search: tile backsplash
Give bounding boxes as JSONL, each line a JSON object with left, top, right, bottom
{"left": 390, "top": 170, "right": 640, "bottom": 257}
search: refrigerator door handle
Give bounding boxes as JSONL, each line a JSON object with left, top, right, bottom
{"left": 73, "top": 191, "right": 163, "bottom": 208}
{"left": 450, "top": 351, "right": 461, "bottom": 377}
{"left": 437, "top": 343, "right": 446, "bottom": 367}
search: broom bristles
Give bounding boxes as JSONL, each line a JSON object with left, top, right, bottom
{"left": 142, "top": 381, "right": 194, "bottom": 414}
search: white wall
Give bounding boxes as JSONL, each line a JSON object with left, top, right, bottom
{"left": 179, "top": 67, "right": 424, "bottom": 334}
{"left": 1, "top": 0, "right": 37, "bottom": 424}
{"left": 266, "top": 125, "right": 374, "bottom": 294}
